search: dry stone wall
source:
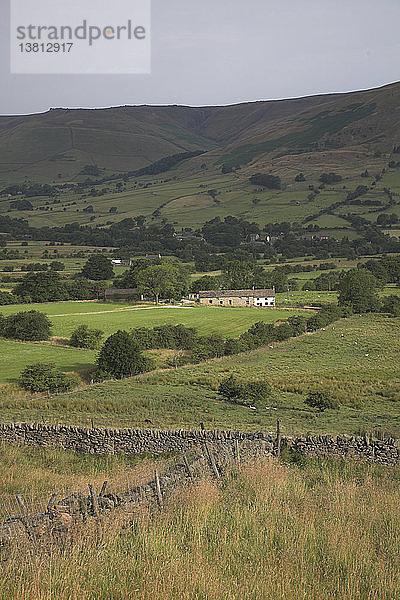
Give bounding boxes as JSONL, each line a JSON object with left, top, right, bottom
{"left": 0, "top": 423, "right": 399, "bottom": 465}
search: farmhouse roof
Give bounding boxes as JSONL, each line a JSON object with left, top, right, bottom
{"left": 105, "top": 288, "right": 138, "bottom": 296}
{"left": 198, "top": 289, "right": 275, "bottom": 298}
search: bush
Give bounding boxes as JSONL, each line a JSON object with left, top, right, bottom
{"left": 304, "top": 391, "right": 340, "bottom": 412}
{"left": 153, "top": 324, "right": 198, "bottom": 350}
{"left": 130, "top": 327, "right": 156, "bottom": 350}
{"left": 69, "top": 325, "right": 103, "bottom": 349}
{"left": 218, "top": 375, "right": 271, "bottom": 407}
{"left": 0, "top": 291, "right": 17, "bottom": 305}
{"left": 97, "top": 330, "right": 154, "bottom": 379}
{"left": 240, "top": 321, "right": 275, "bottom": 348}
{"left": 2, "top": 310, "right": 52, "bottom": 341}
{"left": 381, "top": 295, "right": 400, "bottom": 317}
{"left": 191, "top": 333, "right": 226, "bottom": 362}
{"left": 19, "top": 363, "right": 79, "bottom": 393}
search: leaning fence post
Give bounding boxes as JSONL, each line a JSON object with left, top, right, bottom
{"left": 204, "top": 442, "right": 220, "bottom": 479}
{"left": 154, "top": 470, "right": 163, "bottom": 509}
{"left": 234, "top": 439, "right": 240, "bottom": 466}
{"left": 276, "top": 420, "right": 282, "bottom": 458}
{"left": 16, "top": 494, "right": 35, "bottom": 540}
{"left": 183, "top": 455, "right": 193, "bottom": 480}
{"left": 88, "top": 484, "right": 99, "bottom": 518}
{"left": 99, "top": 481, "right": 108, "bottom": 498}
{"left": 46, "top": 493, "right": 57, "bottom": 513}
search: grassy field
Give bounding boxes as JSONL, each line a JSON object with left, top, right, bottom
{"left": 1, "top": 457, "right": 399, "bottom": 599}
{"left": 0, "top": 303, "right": 303, "bottom": 339}
{"left": 0, "top": 339, "right": 95, "bottom": 383}
{"left": 0, "top": 304, "right": 303, "bottom": 384}
{"left": 0, "top": 445, "right": 173, "bottom": 495}
{"left": 1, "top": 314, "right": 399, "bottom": 436}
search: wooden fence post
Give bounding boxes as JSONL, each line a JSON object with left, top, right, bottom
{"left": 154, "top": 470, "right": 163, "bottom": 509}
{"left": 276, "top": 420, "right": 282, "bottom": 458}
{"left": 183, "top": 455, "right": 193, "bottom": 480}
{"left": 15, "top": 495, "right": 35, "bottom": 540}
{"left": 88, "top": 484, "right": 99, "bottom": 518}
{"left": 204, "top": 442, "right": 220, "bottom": 479}
{"left": 234, "top": 439, "right": 240, "bottom": 466}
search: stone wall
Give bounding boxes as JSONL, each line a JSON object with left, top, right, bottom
{"left": 0, "top": 423, "right": 399, "bottom": 465}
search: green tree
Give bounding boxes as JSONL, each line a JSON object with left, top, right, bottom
{"left": 81, "top": 254, "right": 114, "bottom": 281}
{"left": 69, "top": 325, "right": 103, "bottom": 349}
{"left": 13, "top": 271, "right": 67, "bottom": 302}
{"left": 381, "top": 295, "right": 400, "bottom": 317}
{"left": 338, "top": 269, "right": 380, "bottom": 313}
{"left": 137, "top": 263, "right": 189, "bottom": 304}
{"left": 2, "top": 311, "right": 52, "bottom": 341}
{"left": 97, "top": 330, "right": 152, "bottom": 379}
{"left": 19, "top": 363, "right": 78, "bottom": 393}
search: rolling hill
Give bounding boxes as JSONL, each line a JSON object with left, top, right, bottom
{"left": 1, "top": 81, "right": 400, "bottom": 233}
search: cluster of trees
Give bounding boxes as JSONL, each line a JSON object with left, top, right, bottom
{"left": 190, "top": 261, "right": 290, "bottom": 294}
{"left": 249, "top": 173, "right": 281, "bottom": 189}
{"left": 113, "top": 259, "right": 190, "bottom": 303}
{"left": 12, "top": 271, "right": 101, "bottom": 303}
{"left": 337, "top": 266, "right": 400, "bottom": 315}
{"left": 319, "top": 173, "right": 342, "bottom": 185}
{"left": 123, "top": 305, "right": 349, "bottom": 366}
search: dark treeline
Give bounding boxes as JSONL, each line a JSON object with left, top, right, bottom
{"left": 1, "top": 211, "right": 400, "bottom": 264}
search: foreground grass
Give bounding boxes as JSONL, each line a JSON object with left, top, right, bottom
{"left": 0, "top": 445, "right": 173, "bottom": 495}
{"left": 1, "top": 314, "right": 399, "bottom": 436}
{"left": 1, "top": 458, "right": 400, "bottom": 599}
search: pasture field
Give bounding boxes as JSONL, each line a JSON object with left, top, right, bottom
{"left": 0, "top": 338, "right": 95, "bottom": 383}
{"left": 1, "top": 314, "right": 399, "bottom": 436}
{"left": 0, "top": 304, "right": 304, "bottom": 385}
{"left": 1, "top": 458, "right": 400, "bottom": 599}
{"left": 0, "top": 303, "right": 303, "bottom": 339}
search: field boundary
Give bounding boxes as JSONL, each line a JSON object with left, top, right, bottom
{"left": 0, "top": 423, "right": 398, "bottom": 465}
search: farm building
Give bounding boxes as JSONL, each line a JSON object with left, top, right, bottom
{"left": 197, "top": 289, "right": 275, "bottom": 307}
{"left": 105, "top": 288, "right": 141, "bottom": 301}
{"left": 111, "top": 259, "right": 132, "bottom": 267}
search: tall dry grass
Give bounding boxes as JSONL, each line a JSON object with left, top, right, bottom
{"left": 1, "top": 457, "right": 400, "bottom": 599}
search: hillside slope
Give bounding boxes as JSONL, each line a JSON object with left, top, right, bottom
{"left": 2, "top": 82, "right": 399, "bottom": 183}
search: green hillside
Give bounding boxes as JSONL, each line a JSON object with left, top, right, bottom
{"left": 2, "top": 82, "right": 400, "bottom": 239}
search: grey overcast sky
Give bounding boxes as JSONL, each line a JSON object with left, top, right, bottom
{"left": 1, "top": 0, "right": 400, "bottom": 115}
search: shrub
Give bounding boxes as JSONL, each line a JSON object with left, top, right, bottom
{"left": 131, "top": 327, "right": 156, "bottom": 349}
{"left": 381, "top": 295, "right": 400, "bottom": 317}
{"left": 97, "top": 330, "right": 154, "bottom": 379}
{"left": 0, "top": 291, "right": 17, "bottom": 305}
{"left": 241, "top": 321, "right": 275, "bottom": 347}
{"left": 153, "top": 324, "right": 197, "bottom": 350}
{"left": 69, "top": 325, "right": 103, "bottom": 350}
{"left": 2, "top": 311, "right": 52, "bottom": 341}
{"left": 224, "top": 338, "right": 250, "bottom": 355}
{"left": 191, "top": 333, "right": 226, "bottom": 362}
{"left": 19, "top": 363, "right": 78, "bottom": 393}
{"left": 304, "top": 391, "right": 340, "bottom": 412}
{"left": 218, "top": 375, "right": 271, "bottom": 407}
